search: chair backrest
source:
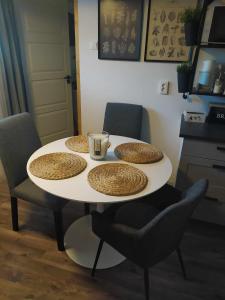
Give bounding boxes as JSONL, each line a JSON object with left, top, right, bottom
{"left": 0, "top": 113, "right": 41, "bottom": 190}
{"left": 103, "top": 102, "right": 143, "bottom": 139}
{"left": 139, "top": 179, "right": 208, "bottom": 267}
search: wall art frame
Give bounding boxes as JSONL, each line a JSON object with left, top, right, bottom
{"left": 145, "top": 0, "right": 197, "bottom": 63}
{"left": 98, "top": 0, "right": 144, "bottom": 61}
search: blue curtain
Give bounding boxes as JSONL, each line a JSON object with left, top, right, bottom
{"left": 0, "top": 0, "right": 28, "bottom": 115}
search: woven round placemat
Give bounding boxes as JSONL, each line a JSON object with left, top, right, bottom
{"left": 29, "top": 152, "right": 87, "bottom": 180}
{"left": 65, "top": 135, "right": 111, "bottom": 153}
{"left": 88, "top": 163, "right": 148, "bottom": 196}
{"left": 114, "top": 143, "right": 163, "bottom": 164}
{"left": 65, "top": 135, "right": 89, "bottom": 153}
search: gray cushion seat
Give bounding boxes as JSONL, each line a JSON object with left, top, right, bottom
{"left": 12, "top": 178, "right": 68, "bottom": 211}
{"left": 100, "top": 184, "right": 182, "bottom": 231}
{"left": 142, "top": 184, "right": 182, "bottom": 210}
{"left": 98, "top": 201, "right": 160, "bottom": 231}
{"left": 114, "top": 202, "right": 160, "bottom": 229}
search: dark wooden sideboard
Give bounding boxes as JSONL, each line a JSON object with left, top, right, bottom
{"left": 176, "top": 116, "right": 225, "bottom": 225}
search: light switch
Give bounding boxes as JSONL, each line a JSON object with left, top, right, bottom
{"left": 159, "top": 80, "right": 169, "bottom": 95}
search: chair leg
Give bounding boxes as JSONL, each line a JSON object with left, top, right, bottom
{"left": 10, "top": 197, "right": 19, "bottom": 231}
{"left": 53, "top": 211, "right": 65, "bottom": 251}
{"left": 84, "top": 203, "right": 90, "bottom": 215}
{"left": 144, "top": 268, "right": 150, "bottom": 300}
{"left": 177, "top": 247, "right": 187, "bottom": 279}
{"left": 91, "top": 239, "right": 104, "bottom": 277}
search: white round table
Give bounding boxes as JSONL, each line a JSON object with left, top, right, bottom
{"left": 27, "top": 135, "right": 172, "bottom": 269}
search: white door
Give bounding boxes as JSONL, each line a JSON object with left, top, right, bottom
{"left": 14, "top": 0, "right": 74, "bottom": 144}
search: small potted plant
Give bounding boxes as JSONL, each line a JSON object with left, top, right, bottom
{"left": 180, "top": 8, "right": 202, "bottom": 46}
{"left": 177, "top": 63, "right": 192, "bottom": 93}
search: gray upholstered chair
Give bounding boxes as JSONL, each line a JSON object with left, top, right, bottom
{"left": 103, "top": 102, "right": 143, "bottom": 139}
{"left": 91, "top": 179, "right": 208, "bottom": 300}
{"left": 0, "top": 113, "right": 69, "bottom": 251}
{"left": 85, "top": 102, "right": 144, "bottom": 215}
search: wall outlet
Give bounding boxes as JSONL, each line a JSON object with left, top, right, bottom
{"left": 89, "top": 41, "right": 98, "bottom": 50}
{"left": 159, "top": 80, "right": 169, "bottom": 95}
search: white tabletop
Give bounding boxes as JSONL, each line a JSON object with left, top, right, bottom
{"left": 27, "top": 135, "right": 172, "bottom": 204}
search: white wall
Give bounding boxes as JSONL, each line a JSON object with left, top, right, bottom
{"left": 77, "top": 0, "right": 207, "bottom": 184}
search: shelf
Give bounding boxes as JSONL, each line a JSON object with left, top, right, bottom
{"left": 181, "top": 0, "right": 225, "bottom": 97}
{"left": 180, "top": 115, "right": 225, "bottom": 143}
{"left": 199, "top": 43, "right": 225, "bottom": 49}
{"left": 191, "top": 90, "right": 225, "bottom": 97}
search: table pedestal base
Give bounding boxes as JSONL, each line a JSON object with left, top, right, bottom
{"left": 64, "top": 215, "right": 125, "bottom": 269}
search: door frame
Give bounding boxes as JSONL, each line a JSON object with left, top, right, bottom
{"left": 74, "top": 0, "right": 82, "bottom": 134}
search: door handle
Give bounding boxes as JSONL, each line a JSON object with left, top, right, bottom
{"left": 217, "top": 146, "right": 225, "bottom": 152}
{"left": 64, "top": 75, "right": 71, "bottom": 84}
{"left": 212, "top": 164, "right": 225, "bottom": 171}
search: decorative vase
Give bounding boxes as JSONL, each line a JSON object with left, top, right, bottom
{"left": 184, "top": 21, "right": 199, "bottom": 46}
{"left": 177, "top": 71, "right": 191, "bottom": 93}
{"left": 198, "top": 60, "right": 216, "bottom": 92}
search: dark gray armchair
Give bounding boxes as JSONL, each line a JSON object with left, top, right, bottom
{"left": 91, "top": 179, "right": 208, "bottom": 300}
{"left": 103, "top": 102, "right": 143, "bottom": 139}
{"left": 0, "top": 113, "right": 69, "bottom": 251}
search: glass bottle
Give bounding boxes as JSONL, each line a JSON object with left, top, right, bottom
{"left": 213, "top": 64, "right": 223, "bottom": 94}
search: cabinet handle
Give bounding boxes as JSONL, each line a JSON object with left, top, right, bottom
{"left": 217, "top": 146, "right": 225, "bottom": 152}
{"left": 205, "top": 196, "right": 219, "bottom": 202}
{"left": 212, "top": 164, "right": 225, "bottom": 171}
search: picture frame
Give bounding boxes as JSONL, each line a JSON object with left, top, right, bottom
{"left": 145, "top": 0, "right": 197, "bottom": 63}
{"left": 98, "top": 0, "right": 144, "bottom": 61}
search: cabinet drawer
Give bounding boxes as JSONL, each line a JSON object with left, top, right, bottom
{"left": 177, "top": 156, "right": 225, "bottom": 202}
{"left": 183, "top": 139, "right": 225, "bottom": 161}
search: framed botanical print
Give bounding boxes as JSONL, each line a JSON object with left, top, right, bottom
{"left": 98, "top": 0, "right": 144, "bottom": 61}
{"left": 145, "top": 0, "right": 197, "bottom": 62}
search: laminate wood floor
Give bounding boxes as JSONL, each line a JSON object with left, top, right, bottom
{"left": 0, "top": 182, "right": 225, "bottom": 300}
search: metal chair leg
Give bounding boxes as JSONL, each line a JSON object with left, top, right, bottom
{"left": 91, "top": 239, "right": 104, "bottom": 277}
{"left": 11, "top": 197, "right": 19, "bottom": 231}
{"left": 53, "top": 211, "right": 65, "bottom": 251}
{"left": 177, "top": 247, "right": 187, "bottom": 279}
{"left": 84, "top": 203, "right": 90, "bottom": 215}
{"left": 144, "top": 268, "right": 150, "bottom": 300}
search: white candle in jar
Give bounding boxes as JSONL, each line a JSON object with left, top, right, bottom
{"left": 88, "top": 133, "right": 109, "bottom": 160}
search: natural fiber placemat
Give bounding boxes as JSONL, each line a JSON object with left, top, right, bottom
{"left": 88, "top": 163, "right": 148, "bottom": 196}
{"left": 29, "top": 152, "right": 87, "bottom": 180}
{"left": 65, "top": 135, "right": 89, "bottom": 153}
{"left": 114, "top": 143, "right": 163, "bottom": 164}
{"left": 65, "top": 135, "right": 111, "bottom": 153}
